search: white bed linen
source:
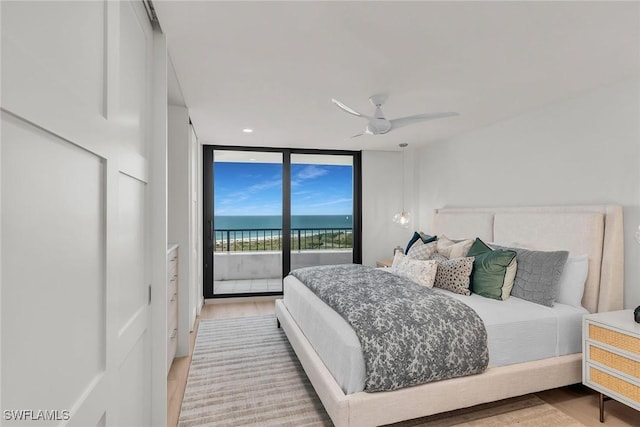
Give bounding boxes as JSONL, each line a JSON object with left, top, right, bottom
{"left": 283, "top": 273, "right": 587, "bottom": 395}
{"left": 431, "top": 288, "right": 587, "bottom": 366}
{"left": 283, "top": 275, "right": 366, "bottom": 394}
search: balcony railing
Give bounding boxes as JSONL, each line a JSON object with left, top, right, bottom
{"left": 214, "top": 228, "right": 353, "bottom": 252}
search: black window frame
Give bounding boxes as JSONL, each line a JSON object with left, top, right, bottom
{"left": 203, "top": 145, "right": 362, "bottom": 299}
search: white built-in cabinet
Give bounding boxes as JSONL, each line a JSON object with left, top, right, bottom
{"left": 1, "top": 1, "right": 168, "bottom": 426}
{"left": 168, "top": 105, "right": 202, "bottom": 359}
{"left": 167, "top": 245, "right": 179, "bottom": 373}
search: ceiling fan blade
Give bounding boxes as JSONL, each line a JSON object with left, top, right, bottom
{"left": 390, "top": 112, "right": 459, "bottom": 130}
{"left": 332, "top": 98, "right": 369, "bottom": 118}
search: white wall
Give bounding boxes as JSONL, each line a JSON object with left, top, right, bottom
{"left": 196, "top": 139, "right": 204, "bottom": 314}
{"left": 214, "top": 251, "right": 352, "bottom": 280}
{"left": 362, "top": 151, "right": 418, "bottom": 266}
{"left": 416, "top": 78, "right": 640, "bottom": 308}
{"left": 190, "top": 126, "right": 203, "bottom": 320}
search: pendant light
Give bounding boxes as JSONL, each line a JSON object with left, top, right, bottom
{"left": 392, "top": 143, "right": 411, "bottom": 228}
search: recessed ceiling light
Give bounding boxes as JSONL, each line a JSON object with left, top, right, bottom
{"left": 242, "top": 128, "right": 253, "bottom": 133}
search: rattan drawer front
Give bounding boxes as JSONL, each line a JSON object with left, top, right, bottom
{"left": 589, "top": 345, "right": 640, "bottom": 379}
{"left": 590, "top": 367, "right": 640, "bottom": 404}
{"left": 589, "top": 324, "right": 640, "bottom": 356}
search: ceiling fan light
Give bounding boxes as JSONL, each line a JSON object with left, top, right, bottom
{"left": 333, "top": 95, "right": 460, "bottom": 138}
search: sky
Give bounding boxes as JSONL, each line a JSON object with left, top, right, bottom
{"left": 214, "top": 162, "right": 353, "bottom": 216}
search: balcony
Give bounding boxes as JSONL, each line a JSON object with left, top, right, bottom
{"left": 213, "top": 228, "right": 353, "bottom": 295}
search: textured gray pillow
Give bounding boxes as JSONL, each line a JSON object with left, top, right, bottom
{"left": 494, "top": 246, "right": 569, "bottom": 307}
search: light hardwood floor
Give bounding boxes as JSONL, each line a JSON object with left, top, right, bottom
{"left": 167, "top": 299, "right": 277, "bottom": 427}
{"left": 167, "top": 300, "right": 639, "bottom": 427}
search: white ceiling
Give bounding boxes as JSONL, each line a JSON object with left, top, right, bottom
{"left": 154, "top": 1, "right": 640, "bottom": 152}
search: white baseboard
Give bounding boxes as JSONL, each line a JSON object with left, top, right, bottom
{"left": 197, "top": 296, "right": 204, "bottom": 315}
{"left": 190, "top": 307, "right": 197, "bottom": 332}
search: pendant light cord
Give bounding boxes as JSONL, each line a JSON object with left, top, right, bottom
{"left": 400, "top": 143, "right": 408, "bottom": 213}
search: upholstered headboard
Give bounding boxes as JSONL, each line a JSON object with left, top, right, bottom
{"left": 432, "top": 205, "right": 624, "bottom": 313}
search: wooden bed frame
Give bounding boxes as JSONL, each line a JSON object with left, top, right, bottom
{"left": 276, "top": 205, "right": 624, "bottom": 427}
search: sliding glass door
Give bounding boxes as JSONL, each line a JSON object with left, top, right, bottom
{"left": 203, "top": 146, "right": 361, "bottom": 299}
{"left": 290, "top": 153, "right": 355, "bottom": 271}
{"left": 211, "top": 149, "right": 283, "bottom": 296}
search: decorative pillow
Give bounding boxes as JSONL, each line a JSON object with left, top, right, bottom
{"left": 407, "top": 240, "right": 438, "bottom": 260}
{"left": 392, "top": 253, "right": 439, "bottom": 288}
{"left": 493, "top": 245, "right": 569, "bottom": 307}
{"left": 436, "top": 235, "right": 474, "bottom": 259}
{"left": 556, "top": 255, "right": 589, "bottom": 308}
{"left": 405, "top": 231, "right": 437, "bottom": 255}
{"left": 433, "top": 256, "right": 474, "bottom": 295}
{"left": 467, "top": 238, "right": 517, "bottom": 300}
{"left": 427, "top": 253, "right": 449, "bottom": 263}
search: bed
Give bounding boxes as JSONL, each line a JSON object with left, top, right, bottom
{"left": 275, "top": 205, "right": 624, "bottom": 427}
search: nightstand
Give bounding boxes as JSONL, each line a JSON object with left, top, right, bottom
{"left": 583, "top": 310, "right": 640, "bottom": 422}
{"left": 376, "top": 258, "right": 393, "bottom": 268}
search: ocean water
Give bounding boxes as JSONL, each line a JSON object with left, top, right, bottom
{"left": 214, "top": 215, "right": 352, "bottom": 240}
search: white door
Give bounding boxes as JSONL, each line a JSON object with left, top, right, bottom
{"left": 1, "top": 1, "right": 164, "bottom": 426}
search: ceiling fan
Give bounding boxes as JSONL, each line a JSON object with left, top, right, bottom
{"left": 331, "top": 94, "right": 459, "bottom": 138}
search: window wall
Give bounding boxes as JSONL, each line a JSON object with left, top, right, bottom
{"left": 203, "top": 146, "right": 361, "bottom": 298}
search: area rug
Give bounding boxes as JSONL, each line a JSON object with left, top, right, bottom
{"left": 178, "top": 315, "right": 585, "bottom": 427}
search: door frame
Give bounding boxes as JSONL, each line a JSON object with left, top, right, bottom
{"left": 202, "top": 145, "right": 362, "bottom": 299}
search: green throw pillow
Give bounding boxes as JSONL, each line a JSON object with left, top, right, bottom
{"left": 468, "top": 238, "right": 517, "bottom": 300}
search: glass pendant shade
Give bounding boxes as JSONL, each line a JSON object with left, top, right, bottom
{"left": 392, "top": 210, "right": 411, "bottom": 228}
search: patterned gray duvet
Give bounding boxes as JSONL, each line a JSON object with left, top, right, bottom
{"left": 290, "top": 264, "right": 489, "bottom": 392}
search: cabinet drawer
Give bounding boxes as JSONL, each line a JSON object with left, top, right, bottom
{"left": 167, "top": 274, "right": 178, "bottom": 302}
{"left": 589, "top": 366, "right": 640, "bottom": 404}
{"left": 168, "top": 259, "right": 178, "bottom": 279}
{"left": 167, "top": 325, "right": 178, "bottom": 373}
{"left": 589, "top": 345, "right": 640, "bottom": 379}
{"left": 168, "top": 248, "right": 178, "bottom": 277}
{"left": 167, "top": 297, "right": 178, "bottom": 333}
{"left": 168, "top": 312, "right": 178, "bottom": 338}
{"left": 589, "top": 324, "right": 640, "bottom": 356}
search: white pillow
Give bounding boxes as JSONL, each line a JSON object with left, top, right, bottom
{"left": 391, "top": 253, "right": 439, "bottom": 288}
{"left": 556, "top": 255, "right": 589, "bottom": 308}
{"left": 436, "top": 235, "right": 474, "bottom": 259}
{"left": 501, "top": 258, "right": 518, "bottom": 300}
